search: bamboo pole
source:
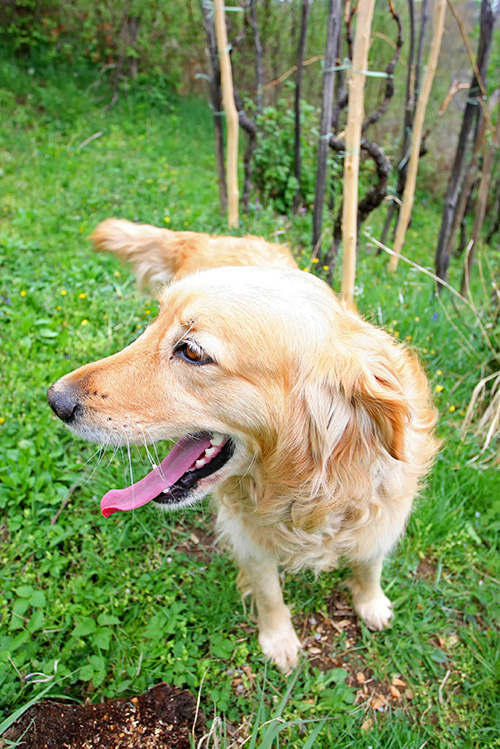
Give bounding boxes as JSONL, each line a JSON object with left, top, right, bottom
{"left": 340, "top": 0, "right": 376, "bottom": 306}
{"left": 214, "top": 0, "right": 239, "bottom": 228}
{"left": 388, "top": 0, "right": 446, "bottom": 272}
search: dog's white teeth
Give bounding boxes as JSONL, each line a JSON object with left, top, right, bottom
{"left": 195, "top": 458, "right": 207, "bottom": 468}
{"left": 210, "top": 433, "right": 225, "bottom": 447}
{"left": 204, "top": 447, "right": 216, "bottom": 458}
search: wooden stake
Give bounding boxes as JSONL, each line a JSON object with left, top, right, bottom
{"left": 389, "top": 0, "right": 446, "bottom": 272}
{"left": 460, "top": 109, "right": 500, "bottom": 295}
{"left": 214, "top": 0, "right": 239, "bottom": 228}
{"left": 340, "top": 0, "right": 376, "bottom": 306}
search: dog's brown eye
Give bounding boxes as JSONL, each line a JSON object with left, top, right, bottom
{"left": 174, "top": 340, "right": 213, "bottom": 365}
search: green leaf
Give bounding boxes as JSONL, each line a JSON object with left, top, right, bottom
{"left": 144, "top": 612, "right": 167, "bottom": 641}
{"left": 431, "top": 648, "right": 448, "bottom": 663}
{"left": 92, "top": 627, "right": 112, "bottom": 650}
{"left": 79, "top": 664, "right": 94, "bottom": 681}
{"left": 73, "top": 617, "right": 97, "bottom": 638}
{"left": 97, "top": 613, "right": 120, "bottom": 626}
{"left": 37, "top": 328, "right": 58, "bottom": 338}
{"left": 16, "top": 585, "right": 34, "bottom": 598}
{"left": 29, "top": 590, "right": 47, "bottom": 608}
{"left": 27, "top": 609, "right": 44, "bottom": 633}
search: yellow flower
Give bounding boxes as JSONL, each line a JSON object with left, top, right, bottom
{"left": 303, "top": 267, "right": 310, "bottom": 272}
{"left": 431, "top": 349, "right": 435, "bottom": 355}
{"left": 114, "top": 270, "right": 121, "bottom": 278}
{"left": 394, "top": 331, "right": 400, "bottom": 338}
{"left": 311, "top": 258, "right": 319, "bottom": 264}
{"left": 146, "top": 178, "right": 153, "bottom": 184}
{"left": 164, "top": 217, "right": 171, "bottom": 224}
{"left": 56, "top": 305, "right": 62, "bottom": 311}
{"left": 184, "top": 221, "right": 189, "bottom": 226}
{"left": 20, "top": 290, "right": 26, "bottom": 297}
{"left": 436, "top": 369, "right": 443, "bottom": 376}
{"left": 414, "top": 316, "right": 420, "bottom": 322}
{"left": 0, "top": 417, "right": 5, "bottom": 425}
{"left": 81, "top": 319, "right": 89, "bottom": 326}
{"left": 435, "top": 385, "right": 444, "bottom": 393}
{"left": 405, "top": 335, "right": 412, "bottom": 341}
{"left": 423, "top": 348, "right": 428, "bottom": 354}
{"left": 449, "top": 405, "right": 456, "bottom": 413}
{"left": 144, "top": 310, "right": 151, "bottom": 316}
{"left": 145, "top": 300, "right": 150, "bottom": 307}
{"left": 79, "top": 292, "right": 86, "bottom": 300}
{"left": 60, "top": 289, "right": 67, "bottom": 296}
{"left": 322, "top": 265, "right": 329, "bottom": 271}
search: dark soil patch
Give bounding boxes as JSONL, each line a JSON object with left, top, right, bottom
{"left": 297, "top": 591, "right": 415, "bottom": 718}
{"left": 297, "top": 590, "right": 362, "bottom": 672}
{"left": 176, "top": 525, "right": 218, "bottom": 563}
{"left": 2, "top": 682, "right": 205, "bottom": 749}
{"left": 416, "top": 558, "right": 437, "bottom": 580}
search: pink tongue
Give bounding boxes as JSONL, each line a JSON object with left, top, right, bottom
{"left": 101, "top": 435, "right": 212, "bottom": 517}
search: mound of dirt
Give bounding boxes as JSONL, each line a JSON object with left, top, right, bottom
{"left": 1, "top": 682, "right": 205, "bottom": 749}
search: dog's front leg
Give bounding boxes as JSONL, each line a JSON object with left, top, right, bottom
{"left": 217, "top": 503, "right": 301, "bottom": 671}
{"left": 238, "top": 553, "right": 301, "bottom": 673}
{"left": 348, "top": 557, "right": 394, "bottom": 631}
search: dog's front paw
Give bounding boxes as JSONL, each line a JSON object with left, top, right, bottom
{"left": 258, "top": 621, "right": 301, "bottom": 673}
{"left": 352, "top": 592, "right": 393, "bottom": 631}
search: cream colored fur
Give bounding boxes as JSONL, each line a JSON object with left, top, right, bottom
{"left": 52, "top": 220, "right": 438, "bottom": 672}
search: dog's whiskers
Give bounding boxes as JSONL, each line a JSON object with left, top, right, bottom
{"left": 84, "top": 436, "right": 111, "bottom": 486}
{"left": 140, "top": 429, "right": 166, "bottom": 482}
{"left": 103, "top": 441, "right": 121, "bottom": 472}
{"left": 143, "top": 427, "right": 164, "bottom": 467}
{"left": 78, "top": 443, "right": 107, "bottom": 472}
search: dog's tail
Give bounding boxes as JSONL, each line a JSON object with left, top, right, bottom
{"left": 90, "top": 218, "right": 297, "bottom": 291}
{"left": 90, "top": 219, "right": 182, "bottom": 291}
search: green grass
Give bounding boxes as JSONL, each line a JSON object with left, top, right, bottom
{"left": 1, "top": 56, "right": 499, "bottom": 748}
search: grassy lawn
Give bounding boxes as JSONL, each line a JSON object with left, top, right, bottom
{"left": 1, "top": 58, "right": 499, "bottom": 747}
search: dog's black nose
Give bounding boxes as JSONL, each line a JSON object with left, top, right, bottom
{"left": 47, "top": 383, "right": 80, "bottom": 423}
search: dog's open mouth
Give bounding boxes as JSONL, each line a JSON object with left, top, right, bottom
{"left": 100, "top": 433, "right": 234, "bottom": 517}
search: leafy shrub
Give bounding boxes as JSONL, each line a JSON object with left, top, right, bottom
{"left": 0, "top": 0, "right": 205, "bottom": 98}
{"left": 253, "top": 91, "right": 340, "bottom": 214}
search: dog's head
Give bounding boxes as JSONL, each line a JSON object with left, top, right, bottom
{"left": 48, "top": 267, "right": 418, "bottom": 521}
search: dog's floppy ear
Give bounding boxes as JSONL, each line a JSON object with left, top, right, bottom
{"left": 303, "top": 354, "right": 411, "bottom": 480}
{"left": 350, "top": 362, "right": 411, "bottom": 463}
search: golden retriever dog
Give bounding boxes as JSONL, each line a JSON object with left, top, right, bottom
{"left": 47, "top": 219, "right": 438, "bottom": 672}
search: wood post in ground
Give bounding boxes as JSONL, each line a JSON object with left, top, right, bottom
{"left": 214, "top": 0, "right": 239, "bottom": 228}
{"left": 434, "top": 0, "right": 498, "bottom": 286}
{"left": 460, "top": 109, "right": 500, "bottom": 295}
{"left": 312, "top": 0, "right": 341, "bottom": 249}
{"left": 388, "top": 0, "right": 446, "bottom": 272}
{"left": 200, "top": 5, "right": 227, "bottom": 216}
{"left": 340, "top": 0, "right": 376, "bottom": 305}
